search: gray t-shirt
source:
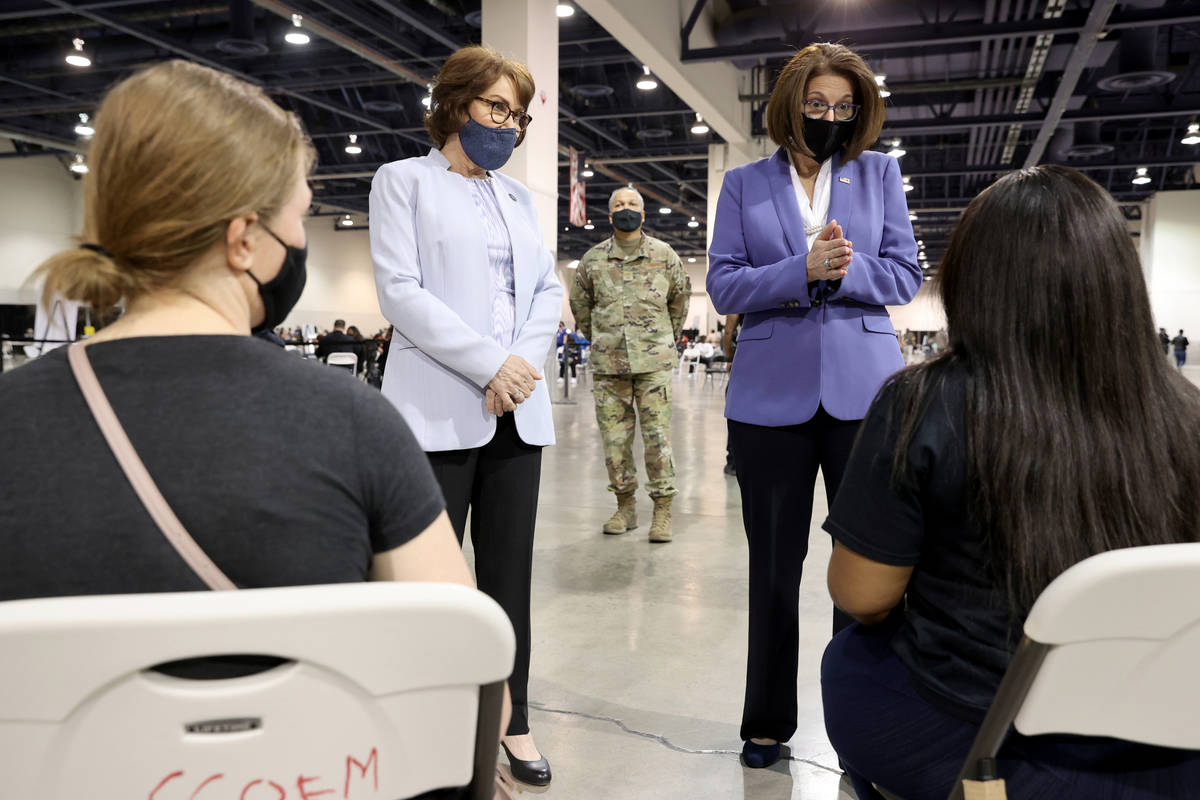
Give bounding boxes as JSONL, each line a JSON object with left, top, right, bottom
{"left": 0, "top": 335, "right": 444, "bottom": 601}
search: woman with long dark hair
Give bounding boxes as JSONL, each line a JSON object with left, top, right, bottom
{"left": 820, "top": 164, "right": 1200, "bottom": 798}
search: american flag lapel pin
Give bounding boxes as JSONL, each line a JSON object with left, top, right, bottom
{"left": 839, "top": 176, "right": 851, "bottom": 184}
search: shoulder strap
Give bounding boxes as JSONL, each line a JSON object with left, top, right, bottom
{"left": 67, "top": 342, "right": 237, "bottom": 591}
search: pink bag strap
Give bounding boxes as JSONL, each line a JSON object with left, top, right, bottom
{"left": 67, "top": 342, "right": 237, "bottom": 591}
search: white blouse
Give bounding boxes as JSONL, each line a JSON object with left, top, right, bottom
{"left": 788, "top": 156, "right": 833, "bottom": 250}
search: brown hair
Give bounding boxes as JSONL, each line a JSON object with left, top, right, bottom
{"left": 766, "top": 43, "right": 885, "bottom": 163}
{"left": 33, "top": 59, "right": 315, "bottom": 310}
{"left": 425, "top": 45, "right": 535, "bottom": 148}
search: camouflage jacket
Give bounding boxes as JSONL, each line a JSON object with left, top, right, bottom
{"left": 569, "top": 234, "right": 690, "bottom": 375}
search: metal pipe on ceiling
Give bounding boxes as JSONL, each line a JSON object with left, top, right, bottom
{"left": 679, "top": 7, "right": 1200, "bottom": 62}
{"left": 249, "top": 0, "right": 431, "bottom": 87}
{"left": 0, "top": 125, "right": 80, "bottom": 153}
{"left": 1022, "top": 0, "right": 1117, "bottom": 167}
{"left": 0, "top": 3, "right": 225, "bottom": 35}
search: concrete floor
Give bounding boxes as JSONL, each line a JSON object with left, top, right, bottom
{"left": 466, "top": 369, "right": 856, "bottom": 800}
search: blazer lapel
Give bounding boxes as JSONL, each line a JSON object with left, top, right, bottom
{"left": 767, "top": 148, "right": 807, "bottom": 257}
{"left": 827, "top": 151, "right": 855, "bottom": 238}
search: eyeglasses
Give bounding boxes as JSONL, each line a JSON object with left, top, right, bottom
{"left": 802, "top": 99, "right": 860, "bottom": 122}
{"left": 474, "top": 97, "right": 532, "bottom": 130}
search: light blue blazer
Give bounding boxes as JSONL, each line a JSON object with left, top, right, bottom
{"left": 370, "top": 149, "right": 563, "bottom": 452}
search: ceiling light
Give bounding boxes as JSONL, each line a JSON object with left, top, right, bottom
{"left": 340, "top": 215, "right": 354, "bottom": 227}
{"left": 687, "top": 257, "right": 697, "bottom": 263}
{"left": 563, "top": 226, "right": 570, "bottom": 232}
{"left": 285, "top": 14, "right": 310, "bottom": 45}
{"left": 69, "top": 154, "right": 88, "bottom": 174}
{"left": 65, "top": 38, "right": 91, "bottom": 68}
{"left": 636, "top": 65, "right": 657, "bottom": 91}
{"left": 909, "top": 212, "right": 918, "bottom": 221}
{"left": 556, "top": 3, "right": 575, "bottom": 17}
{"left": 687, "top": 216, "right": 699, "bottom": 228}
{"left": 345, "top": 134, "right": 362, "bottom": 155}
{"left": 658, "top": 206, "right": 671, "bottom": 214}
{"left": 902, "top": 176, "right": 914, "bottom": 193}
{"left": 567, "top": 259, "right": 580, "bottom": 269}
{"left": 691, "top": 113, "right": 709, "bottom": 135}
{"left": 1131, "top": 167, "right": 1152, "bottom": 186}
{"left": 582, "top": 163, "right": 594, "bottom": 178}
{"left": 584, "top": 219, "right": 594, "bottom": 230}
{"left": 887, "top": 138, "right": 905, "bottom": 158}
{"left": 74, "top": 113, "right": 93, "bottom": 138}
{"left": 878, "top": 87, "right": 892, "bottom": 98}
{"left": 1182, "top": 123, "right": 1200, "bottom": 146}
{"left": 875, "top": 74, "right": 887, "bottom": 86}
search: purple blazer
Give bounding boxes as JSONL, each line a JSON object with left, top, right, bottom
{"left": 708, "top": 148, "right": 921, "bottom": 427}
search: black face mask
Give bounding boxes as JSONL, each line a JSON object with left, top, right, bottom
{"left": 800, "top": 117, "right": 856, "bottom": 163}
{"left": 247, "top": 222, "right": 307, "bottom": 333}
{"left": 611, "top": 209, "right": 644, "bottom": 233}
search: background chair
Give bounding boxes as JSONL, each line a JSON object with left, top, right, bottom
{"left": 946, "top": 542, "right": 1200, "bottom": 800}
{"left": 326, "top": 351, "right": 358, "bottom": 375}
{"left": 0, "top": 582, "right": 515, "bottom": 800}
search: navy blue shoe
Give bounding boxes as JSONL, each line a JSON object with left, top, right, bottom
{"left": 741, "top": 740, "right": 781, "bottom": 768}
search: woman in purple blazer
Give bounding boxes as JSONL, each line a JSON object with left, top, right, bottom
{"left": 707, "top": 43, "right": 921, "bottom": 768}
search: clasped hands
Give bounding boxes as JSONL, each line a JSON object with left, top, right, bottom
{"left": 807, "top": 219, "right": 853, "bottom": 283}
{"left": 486, "top": 354, "right": 543, "bottom": 417}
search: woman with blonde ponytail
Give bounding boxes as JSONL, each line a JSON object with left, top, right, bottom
{"left": 0, "top": 61, "right": 484, "bottom": 687}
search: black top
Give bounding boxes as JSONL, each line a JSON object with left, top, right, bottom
{"left": 824, "top": 366, "right": 1014, "bottom": 718}
{"left": 317, "top": 329, "right": 357, "bottom": 359}
{"left": 0, "top": 335, "right": 444, "bottom": 601}
{"left": 1173, "top": 335, "right": 1189, "bottom": 351}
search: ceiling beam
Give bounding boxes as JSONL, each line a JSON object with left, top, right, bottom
{"left": 358, "top": 0, "right": 462, "bottom": 53}
{"left": 0, "top": 124, "right": 79, "bottom": 153}
{"left": 680, "top": 7, "right": 1200, "bottom": 62}
{"left": 1023, "top": 0, "right": 1117, "bottom": 168}
{"left": 40, "top": 0, "right": 430, "bottom": 147}
{"left": 249, "top": 0, "right": 432, "bottom": 87}
{"left": 882, "top": 106, "right": 1200, "bottom": 137}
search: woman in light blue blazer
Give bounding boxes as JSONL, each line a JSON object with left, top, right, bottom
{"left": 707, "top": 43, "right": 921, "bottom": 769}
{"left": 369, "top": 46, "right": 562, "bottom": 787}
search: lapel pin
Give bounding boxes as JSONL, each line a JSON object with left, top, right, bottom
{"left": 509, "top": 193, "right": 517, "bottom": 201}
{"left": 839, "top": 176, "right": 851, "bottom": 184}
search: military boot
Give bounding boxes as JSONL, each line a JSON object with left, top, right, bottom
{"left": 602, "top": 491, "right": 638, "bottom": 534}
{"left": 648, "top": 496, "right": 673, "bottom": 543}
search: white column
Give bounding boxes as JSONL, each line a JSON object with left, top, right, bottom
{"left": 1143, "top": 190, "right": 1200, "bottom": 353}
{"left": 483, "top": 0, "right": 559, "bottom": 256}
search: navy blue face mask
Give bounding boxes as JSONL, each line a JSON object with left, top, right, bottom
{"left": 458, "top": 118, "right": 518, "bottom": 171}
{"left": 246, "top": 222, "right": 307, "bottom": 334}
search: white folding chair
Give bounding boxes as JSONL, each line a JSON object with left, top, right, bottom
{"left": 0, "top": 582, "right": 514, "bottom": 800}
{"left": 327, "top": 351, "right": 358, "bottom": 375}
{"left": 945, "top": 542, "right": 1200, "bottom": 800}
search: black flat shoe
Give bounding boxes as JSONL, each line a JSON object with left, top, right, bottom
{"left": 501, "top": 742, "right": 552, "bottom": 787}
{"left": 741, "top": 739, "right": 781, "bottom": 768}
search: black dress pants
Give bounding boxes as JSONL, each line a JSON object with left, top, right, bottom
{"left": 426, "top": 414, "right": 542, "bottom": 737}
{"left": 729, "top": 407, "right": 860, "bottom": 743}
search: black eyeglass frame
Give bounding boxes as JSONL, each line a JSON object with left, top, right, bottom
{"left": 801, "top": 99, "right": 861, "bottom": 122}
{"left": 473, "top": 96, "right": 533, "bottom": 130}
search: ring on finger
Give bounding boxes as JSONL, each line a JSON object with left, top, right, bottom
{"left": 824, "top": 256, "right": 831, "bottom": 269}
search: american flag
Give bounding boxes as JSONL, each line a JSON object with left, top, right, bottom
{"left": 568, "top": 147, "right": 587, "bottom": 227}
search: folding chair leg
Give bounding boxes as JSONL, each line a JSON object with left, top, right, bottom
{"left": 467, "top": 680, "right": 507, "bottom": 800}
{"left": 946, "top": 639, "right": 1051, "bottom": 800}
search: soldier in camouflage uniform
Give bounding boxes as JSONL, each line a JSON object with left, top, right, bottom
{"left": 569, "top": 187, "right": 690, "bottom": 542}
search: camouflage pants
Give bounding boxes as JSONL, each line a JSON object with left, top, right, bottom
{"left": 592, "top": 369, "right": 677, "bottom": 498}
